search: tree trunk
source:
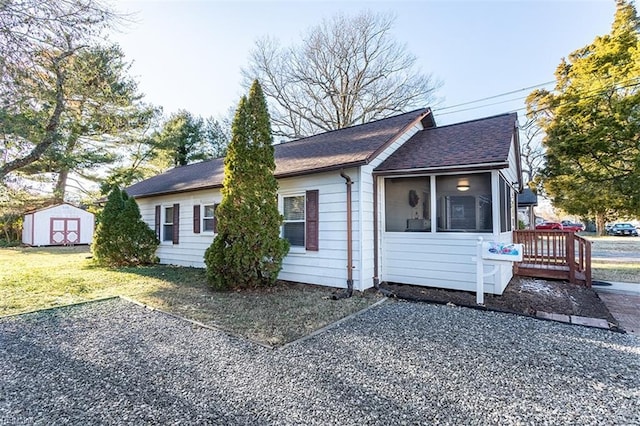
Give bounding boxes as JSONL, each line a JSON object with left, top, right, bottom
{"left": 595, "top": 212, "right": 607, "bottom": 236}
{"left": 0, "top": 49, "right": 78, "bottom": 180}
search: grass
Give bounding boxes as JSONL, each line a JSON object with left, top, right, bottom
{"left": 585, "top": 235, "right": 640, "bottom": 283}
{"left": 0, "top": 246, "right": 382, "bottom": 346}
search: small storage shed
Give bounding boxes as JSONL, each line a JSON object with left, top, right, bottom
{"left": 22, "top": 204, "right": 95, "bottom": 246}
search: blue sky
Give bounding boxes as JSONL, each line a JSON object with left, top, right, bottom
{"left": 110, "top": 0, "right": 617, "bottom": 126}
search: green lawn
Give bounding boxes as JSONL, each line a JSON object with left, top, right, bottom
{"left": 0, "top": 246, "right": 381, "bottom": 346}
{"left": 586, "top": 236, "right": 640, "bottom": 283}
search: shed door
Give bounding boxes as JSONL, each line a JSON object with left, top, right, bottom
{"left": 50, "top": 218, "right": 80, "bottom": 245}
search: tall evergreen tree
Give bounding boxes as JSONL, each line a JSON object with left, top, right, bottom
{"left": 204, "top": 80, "right": 289, "bottom": 289}
{"left": 527, "top": 0, "right": 640, "bottom": 232}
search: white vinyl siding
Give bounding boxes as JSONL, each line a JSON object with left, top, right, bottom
{"left": 135, "top": 169, "right": 363, "bottom": 290}
{"left": 379, "top": 171, "right": 514, "bottom": 295}
{"left": 137, "top": 191, "right": 222, "bottom": 267}
{"left": 21, "top": 204, "right": 94, "bottom": 247}
{"left": 278, "top": 169, "right": 361, "bottom": 290}
{"left": 380, "top": 232, "right": 513, "bottom": 294}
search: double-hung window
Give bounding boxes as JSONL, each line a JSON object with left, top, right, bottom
{"left": 283, "top": 195, "right": 305, "bottom": 247}
{"left": 163, "top": 206, "right": 174, "bottom": 242}
{"left": 203, "top": 204, "right": 216, "bottom": 232}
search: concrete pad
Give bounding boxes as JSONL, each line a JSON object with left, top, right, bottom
{"left": 594, "top": 281, "right": 640, "bottom": 295}
{"left": 536, "top": 311, "right": 570, "bottom": 323}
{"left": 570, "top": 316, "right": 610, "bottom": 329}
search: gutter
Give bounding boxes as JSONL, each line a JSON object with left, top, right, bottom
{"left": 372, "top": 162, "right": 509, "bottom": 177}
{"left": 333, "top": 170, "right": 354, "bottom": 300}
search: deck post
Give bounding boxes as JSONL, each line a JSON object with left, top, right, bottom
{"left": 566, "top": 233, "right": 576, "bottom": 285}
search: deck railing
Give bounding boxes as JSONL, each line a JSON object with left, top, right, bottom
{"left": 513, "top": 230, "right": 592, "bottom": 287}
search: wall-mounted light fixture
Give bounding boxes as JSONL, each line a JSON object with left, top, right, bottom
{"left": 457, "top": 178, "right": 470, "bottom": 192}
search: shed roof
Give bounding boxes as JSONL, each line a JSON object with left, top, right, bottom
{"left": 374, "top": 113, "right": 518, "bottom": 173}
{"left": 126, "top": 108, "right": 433, "bottom": 198}
{"left": 24, "top": 203, "right": 91, "bottom": 216}
{"left": 517, "top": 188, "right": 538, "bottom": 207}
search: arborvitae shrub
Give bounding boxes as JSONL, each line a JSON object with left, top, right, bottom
{"left": 92, "top": 188, "right": 159, "bottom": 266}
{"left": 204, "top": 80, "right": 289, "bottom": 289}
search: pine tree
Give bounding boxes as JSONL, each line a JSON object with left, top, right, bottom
{"left": 204, "top": 80, "right": 289, "bottom": 289}
{"left": 92, "top": 188, "right": 159, "bottom": 266}
{"left": 527, "top": 0, "right": 640, "bottom": 231}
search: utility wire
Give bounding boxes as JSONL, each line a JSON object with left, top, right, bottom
{"left": 435, "top": 77, "right": 640, "bottom": 118}
{"left": 433, "top": 80, "right": 555, "bottom": 112}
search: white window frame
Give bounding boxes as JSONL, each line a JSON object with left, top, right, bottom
{"left": 162, "top": 205, "right": 174, "bottom": 243}
{"left": 202, "top": 203, "right": 216, "bottom": 233}
{"left": 280, "top": 192, "right": 306, "bottom": 253}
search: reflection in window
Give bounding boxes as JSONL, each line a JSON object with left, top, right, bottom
{"left": 283, "top": 195, "right": 305, "bottom": 246}
{"left": 436, "top": 173, "right": 492, "bottom": 232}
{"left": 499, "top": 177, "right": 512, "bottom": 232}
{"left": 163, "top": 206, "right": 174, "bottom": 241}
{"left": 203, "top": 204, "right": 216, "bottom": 232}
{"left": 384, "top": 177, "right": 431, "bottom": 232}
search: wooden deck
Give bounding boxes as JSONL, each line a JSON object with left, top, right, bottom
{"left": 513, "top": 230, "right": 592, "bottom": 287}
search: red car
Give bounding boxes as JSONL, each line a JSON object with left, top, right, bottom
{"left": 535, "top": 221, "right": 563, "bottom": 230}
{"left": 560, "top": 221, "right": 585, "bottom": 233}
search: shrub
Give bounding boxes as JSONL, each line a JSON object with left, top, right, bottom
{"left": 92, "top": 188, "right": 159, "bottom": 266}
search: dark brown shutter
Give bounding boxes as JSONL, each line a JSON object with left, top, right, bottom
{"left": 154, "top": 205, "right": 161, "bottom": 240}
{"left": 305, "top": 190, "right": 319, "bottom": 251}
{"left": 193, "top": 204, "right": 201, "bottom": 234}
{"left": 213, "top": 203, "right": 219, "bottom": 233}
{"left": 172, "top": 203, "right": 180, "bottom": 244}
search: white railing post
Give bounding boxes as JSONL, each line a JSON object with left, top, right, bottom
{"left": 476, "top": 237, "right": 484, "bottom": 305}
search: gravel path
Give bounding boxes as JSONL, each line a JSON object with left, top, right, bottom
{"left": 1, "top": 298, "right": 639, "bottom": 425}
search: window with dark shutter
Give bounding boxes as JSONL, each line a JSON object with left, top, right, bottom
{"left": 305, "top": 190, "right": 319, "bottom": 251}
{"left": 172, "top": 203, "right": 180, "bottom": 244}
{"left": 193, "top": 205, "right": 201, "bottom": 234}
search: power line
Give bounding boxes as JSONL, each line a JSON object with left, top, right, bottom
{"left": 435, "top": 77, "right": 640, "bottom": 118}
{"left": 435, "top": 95, "right": 531, "bottom": 116}
{"left": 434, "top": 80, "right": 556, "bottom": 112}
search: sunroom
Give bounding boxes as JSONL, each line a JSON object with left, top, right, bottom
{"left": 372, "top": 113, "right": 522, "bottom": 295}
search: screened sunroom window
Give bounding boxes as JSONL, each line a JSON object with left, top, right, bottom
{"left": 384, "top": 177, "right": 431, "bottom": 232}
{"left": 436, "top": 173, "right": 492, "bottom": 232}
{"left": 283, "top": 195, "right": 305, "bottom": 246}
{"left": 499, "top": 177, "right": 513, "bottom": 232}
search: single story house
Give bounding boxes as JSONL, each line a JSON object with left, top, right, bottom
{"left": 126, "top": 108, "right": 522, "bottom": 295}
{"left": 22, "top": 203, "right": 95, "bottom": 246}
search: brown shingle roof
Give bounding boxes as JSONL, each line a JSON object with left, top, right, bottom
{"left": 374, "top": 113, "right": 518, "bottom": 173}
{"left": 126, "top": 108, "right": 432, "bottom": 198}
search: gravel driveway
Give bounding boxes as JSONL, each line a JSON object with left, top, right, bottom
{"left": 1, "top": 298, "right": 639, "bottom": 425}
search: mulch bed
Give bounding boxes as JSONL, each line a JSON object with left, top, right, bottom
{"left": 380, "top": 276, "right": 619, "bottom": 327}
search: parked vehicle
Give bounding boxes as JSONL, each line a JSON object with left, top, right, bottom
{"left": 560, "top": 220, "right": 584, "bottom": 232}
{"left": 535, "top": 221, "right": 563, "bottom": 231}
{"left": 607, "top": 223, "right": 639, "bottom": 236}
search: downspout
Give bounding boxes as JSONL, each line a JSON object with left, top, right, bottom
{"left": 333, "top": 170, "right": 354, "bottom": 299}
{"left": 373, "top": 174, "right": 395, "bottom": 298}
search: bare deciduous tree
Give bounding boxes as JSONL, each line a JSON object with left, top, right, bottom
{"left": 520, "top": 117, "right": 546, "bottom": 186}
{"left": 243, "top": 11, "right": 441, "bottom": 139}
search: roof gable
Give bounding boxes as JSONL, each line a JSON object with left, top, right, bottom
{"left": 374, "top": 113, "right": 518, "bottom": 173}
{"left": 126, "top": 108, "right": 431, "bottom": 198}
